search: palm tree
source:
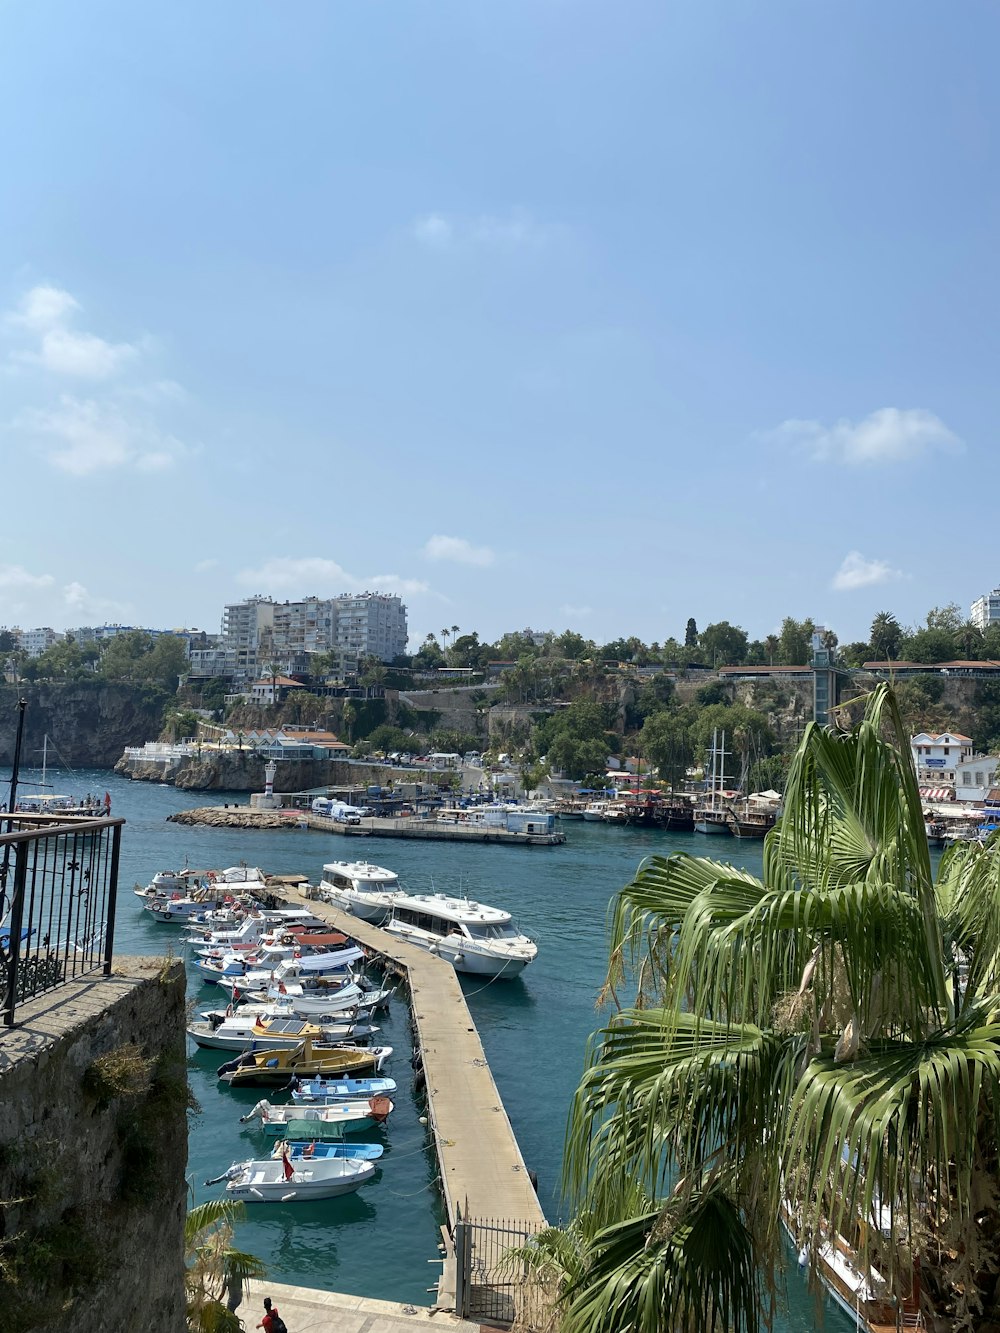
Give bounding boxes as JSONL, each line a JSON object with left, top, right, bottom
{"left": 537, "top": 684, "right": 1000, "bottom": 1332}
{"left": 185, "top": 1198, "right": 266, "bottom": 1331}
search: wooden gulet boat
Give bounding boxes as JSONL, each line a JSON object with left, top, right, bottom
{"left": 217, "top": 1037, "right": 392, "bottom": 1087}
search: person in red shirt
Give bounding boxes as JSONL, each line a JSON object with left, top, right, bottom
{"left": 255, "top": 1295, "right": 286, "bottom": 1332}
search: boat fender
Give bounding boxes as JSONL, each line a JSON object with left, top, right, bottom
{"left": 797, "top": 1246, "right": 809, "bottom": 1268}
{"left": 428, "top": 945, "right": 439, "bottom": 956}
{"left": 281, "top": 1191, "right": 297, "bottom": 1201}
{"left": 453, "top": 954, "right": 465, "bottom": 965}
{"left": 529, "top": 1169, "right": 539, "bottom": 1193}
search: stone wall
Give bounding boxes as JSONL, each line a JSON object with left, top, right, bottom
{"left": 0, "top": 958, "right": 188, "bottom": 1333}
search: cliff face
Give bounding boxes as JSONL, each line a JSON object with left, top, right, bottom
{"left": 0, "top": 682, "right": 168, "bottom": 768}
{"left": 117, "top": 749, "right": 435, "bottom": 792}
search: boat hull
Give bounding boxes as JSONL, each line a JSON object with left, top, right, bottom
{"left": 383, "top": 927, "right": 532, "bottom": 979}
{"left": 225, "top": 1158, "right": 375, "bottom": 1201}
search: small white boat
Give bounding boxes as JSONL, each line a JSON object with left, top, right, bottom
{"left": 319, "top": 860, "right": 405, "bottom": 923}
{"left": 217, "top": 1154, "right": 376, "bottom": 1201}
{"left": 383, "top": 893, "right": 537, "bottom": 979}
{"left": 212, "top": 948, "right": 364, "bottom": 995}
{"left": 187, "top": 1013, "right": 375, "bottom": 1052}
{"left": 240, "top": 1095, "right": 394, "bottom": 1135}
{"left": 238, "top": 983, "right": 394, "bottom": 1018}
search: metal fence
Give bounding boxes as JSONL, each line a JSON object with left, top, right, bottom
{"left": 0, "top": 813, "right": 124, "bottom": 1026}
{"left": 454, "top": 1207, "right": 544, "bottom": 1326}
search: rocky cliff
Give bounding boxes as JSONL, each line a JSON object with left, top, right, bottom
{"left": 117, "top": 749, "right": 442, "bottom": 792}
{"left": 0, "top": 682, "right": 169, "bottom": 768}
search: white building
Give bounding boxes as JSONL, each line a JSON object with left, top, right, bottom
{"left": 971, "top": 588, "right": 1000, "bottom": 632}
{"left": 17, "top": 627, "right": 62, "bottom": 657}
{"left": 954, "top": 754, "right": 1000, "bottom": 804}
{"left": 221, "top": 596, "right": 276, "bottom": 678}
{"left": 910, "top": 731, "right": 975, "bottom": 786}
{"left": 332, "top": 593, "right": 407, "bottom": 663}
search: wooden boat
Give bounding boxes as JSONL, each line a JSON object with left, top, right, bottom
{"left": 217, "top": 1037, "right": 391, "bottom": 1087}
{"left": 240, "top": 1095, "right": 394, "bottom": 1135}
{"left": 658, "top": 800, "right": 695, "bottom": 832}
{"left": 727, "top": 808, "right": 777, "bottom": 839}
{"left": 219, "top": 1154, "right": 376, "bottom": 1202}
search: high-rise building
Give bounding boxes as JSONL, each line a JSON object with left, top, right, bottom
{"left": 332, "top": 593, "right": 408, "bottom": 663}
{"left": 971, "top": 588, "right": 1000, "bottom": 632}
{"left": 219, "top": 591, "right": 408, "bottom": 678}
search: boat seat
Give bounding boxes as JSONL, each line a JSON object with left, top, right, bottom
{"left": 251, "top": 1170, "right": 266, "bottom": 1184}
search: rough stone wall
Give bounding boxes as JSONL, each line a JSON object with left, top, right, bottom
{"left": 0, "top": 958, "right": 188, "bottom": 1333}
{"left": 117, "top": 750, "right": 449, "bottom": 792}
{"left": 0, "top": 682, "right": 168, "bottom": 767}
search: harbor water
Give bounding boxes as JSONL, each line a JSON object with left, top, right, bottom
{"left": 5, "top": 764, "right": 852, "bottom": 1330}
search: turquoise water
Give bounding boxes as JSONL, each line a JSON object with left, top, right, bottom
{"left": 4, "top": 764, "right": 850, "bottom": 1328}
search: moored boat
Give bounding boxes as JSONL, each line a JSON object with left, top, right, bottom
{"left": 217, "top": 1154, "right": 376, "bottom": 1202}
{"left": 217, "top": 1038, "right": 391, "bottom": 1087}
{"left": 188, "top": 1012, "right": 376, "bottom": 1052}
{"left": 383, "top": 892, "right": 537, "bottom": 978}
{"left": 318, "top": 860, "right": 405, "bottom": 923}
{"left": 270, "top": 1139, "right": 384, "bottom": 1160}
{"left": 239, "top": 1095, "right": 394, "bottom": 1135}
{"left": 289, "top": 1074, "right": 397, "bottom": 1102}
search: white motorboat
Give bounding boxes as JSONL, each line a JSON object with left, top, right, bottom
{"left": 238, "top": 982, "right": 394, "bottom": 1018}
{"left": 187, "top": 1011, "right": 375, "bottom": 1050}
{"left": 383, "top": 893, "right": 537, "bottom": 979}
{"left": 582, "top": 801, "right": 610, "bottom": 821}
{"left": 218, "top": 1154, "right": 376, "bottom": 1201}
{"left": 212, "top": 948, "right": 365, "bottom": 997}
{"left": 240, "top": 1095, "right": 394, "bottom": 1135}
{"left": 184, "top": 908, "right": 328, "bottom": 947}
{"left": 318, "top": 860, "right": 405, "bottom": 923}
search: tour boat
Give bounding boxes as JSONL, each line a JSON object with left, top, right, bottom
{"left": 220, "top": 1154, "right": 376, "bottom": 1202}
{"left": 318, "top": 860, "right": 405, "bottom": 923}
{"left": 217, "top": 1038, "right": 391, "bottom": 1087}
{"left": 239, "top": 1095, "right": 394, "bottom": 1135}
{"left": 582, "top": 801, "right": 611, "bottom": 821}
{"left": 694, "top": 729, "right": 733, "bottom": 835}
{"left": 383, "top": 892, "right": 537, "bottom": 979}
{"left": 187, "top": 1012, "right": 376, "bottom": 1052}
{"left": 289, "top": 1075, "right": 397, "bottom": 1102}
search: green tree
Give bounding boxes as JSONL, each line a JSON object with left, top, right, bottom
{"left": 185, "top": 1199, "right": 266, "bottom": 1332}
{"left": 555, "top": 631, "right": 593, "bottom": 661}
{"left": 870, "top": 610, "right": 903, "bottom": 660}
{"left": 924, "top": 602, "right": 964, "bottom": 633}
{"left": 699, "top": 621, "right": 749, "bottom": 667}
{"left": 839, "top": 639, "right": 872, "bottom": 668}
{"left": 901, "top": 627, "right": 956, "bottom": 664}
{"left": 639, "top": 710, "right": 694, "bottom": 786}
{"left": 777, "top": 615, "right": 814, "bottom": 665}
{"left": 546, "top": 685, "right": 1000, "bottom": 1332}
{"left": 684, "top": 618, "right": 698, "bottom": 648}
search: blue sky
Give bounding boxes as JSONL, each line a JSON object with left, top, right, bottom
{"left": 0, "top": 1, "right": 996, "bottom": 649}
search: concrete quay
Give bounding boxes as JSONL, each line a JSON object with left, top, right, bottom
{"left": 168, "top": 806, "right": 566, "bottom": 845}
{"left": 281, "top": 887, "right": 547, "bottom": 1234}
{"left": 241, "top": 1281, "right": 480, "bottom": 1333}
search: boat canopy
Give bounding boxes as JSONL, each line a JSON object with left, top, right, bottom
{"left": 293, "top": 947, "right": 363, "bottom": 972}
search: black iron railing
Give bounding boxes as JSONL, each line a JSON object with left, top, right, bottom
{"left": 0, "top": 814, "right": 124, "bottom": 1026}
{"left": 454, "top": 1206, "right": 543, "bottom": 1325}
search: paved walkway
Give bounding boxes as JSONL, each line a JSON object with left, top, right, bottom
{"left": 241, "top": 1280, "right": 481, "bottom": 1332}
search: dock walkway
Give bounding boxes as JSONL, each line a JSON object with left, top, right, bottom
{"left": 284, "top": 888, "right": 546, "bottom": 1232}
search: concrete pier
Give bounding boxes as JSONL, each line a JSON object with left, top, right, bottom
{"left": 168, "top": 806, "right": 565, "bottom": 845}
{"left": 281, "top": 887, "right": 547, "bottom": 1233}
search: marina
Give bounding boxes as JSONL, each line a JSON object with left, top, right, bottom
{"left": 10, "top": 762, "right": 854, "bottom": 1331}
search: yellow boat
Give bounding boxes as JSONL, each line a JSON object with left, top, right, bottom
{"left": 218, "top": 1037, "right": 390, "bottom": 1088}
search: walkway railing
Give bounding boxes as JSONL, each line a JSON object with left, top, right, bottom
{"left": 0, "top": 813, "right": 124, "bottom": 1026}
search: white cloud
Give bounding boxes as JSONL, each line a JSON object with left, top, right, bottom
{"left": 9, "top": 285, "right": 80, "bottom": 332}
{"left": 559, "top": 604, "right": 593, "bottom": 618}
{"left": 412, "top": 214, "right": 454, "bottom": 247}
{"left": 412, "top": 209, "right": 558, "bottom": 251}
{"left": 422, "top": 534, "right": 495, "bottom": 567}
{"left": 14, "top": 395, "right": 187, "bottom": 476}
{"left": 237, "top": 557, "right": 354, "bottom": 591}
{"left": 764, "top": 407, "right": 962, "bottom": 466}
{"left": 831, "top": 550, "right": 905, "bottom": 592}
{"left": 0, "top": 564, "right": 56, "bottom": 592}
{"left": 194, "top": 558, "right": 220, "bottom": 574}
{"left": 7, "top": 284, "right": 138, "bottom": 379}
{"left": 236, "top": 557, "right": 434, "bottom": 600}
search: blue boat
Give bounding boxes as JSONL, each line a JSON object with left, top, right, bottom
{"left": 276, "top": 1140, "right": 384, "bottom": 1161}
{"left": 290, "top": 1076, "right": 397, "bottom": 1102}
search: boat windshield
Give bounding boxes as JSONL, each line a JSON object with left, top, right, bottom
{"left": 464, "top": 922, "right": 520, "bottom": 940}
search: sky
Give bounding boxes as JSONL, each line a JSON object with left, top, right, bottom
{"left": 0, "top": 0, "right": 997, "bottom": 650}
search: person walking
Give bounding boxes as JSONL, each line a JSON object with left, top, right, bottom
{"left": 256, "top": 1294, "right": 287, "bottom": 1332}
